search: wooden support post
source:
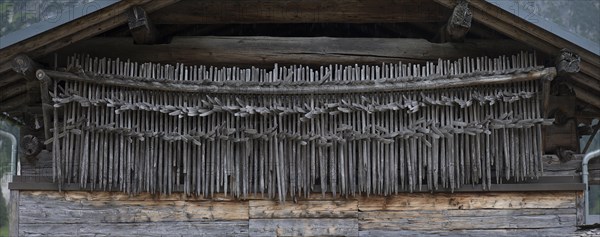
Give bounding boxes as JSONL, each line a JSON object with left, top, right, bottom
{"left": 36, "top": 70, "right": 53, "bottom": 142}
{"left": 434, "top": 0, "right": 472, "bottom": 43}
{"left": 128, "top": 6, "right": 160, "bottom": 45}
{"left": 10, "top": 55, "right": 47, "bottom": 152}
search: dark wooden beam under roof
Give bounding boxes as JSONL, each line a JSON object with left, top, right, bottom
{"left": 53, "top": 36, "right": 532, "bottom": 67}
{"left": 433, "top": 0, "right": 472, "bottom": 43}
{"left": 128, "top": 6, "right": 161, "bottom": 44}
{"left": 150, "top": 0, "right": 451, "bottom": 24}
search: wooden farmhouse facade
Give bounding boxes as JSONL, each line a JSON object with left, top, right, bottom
{"left": 0, "top": 0, "right": 599, "bottom": 236}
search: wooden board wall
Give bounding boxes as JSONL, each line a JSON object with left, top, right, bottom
{"left": 17, "top": 191, "right": 580, "bottom": 236}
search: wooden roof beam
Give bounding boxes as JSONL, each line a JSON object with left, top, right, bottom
{"left": 128, "top": 6, "right": 161, "bottom": 45}
{"left": 433, "top": 0, "right": 472, "bottom": 43}
{"left": 555, "top": 49, "right": 581, "bottom": 75}
{"left": 11, "top": 54, "right": 42, "bottom": 81}
{"left": 54, "top": 36, "right": 533, "bottom": 67}
{"left": 150, "top": 0, "right": 450, "bottom": 24}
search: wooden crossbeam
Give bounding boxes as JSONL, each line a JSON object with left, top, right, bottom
{"left": 38, "top": 67, "right": 556, "bottom": 94}
{"left": 150, "top": 0, "right": 450, "bottom": 24}
{"left": 53, "top": 37, "right": 533, "bottom": 66}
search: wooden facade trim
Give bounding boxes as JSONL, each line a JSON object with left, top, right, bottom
{"left": 14, "top": 190, "right": 583, "bottom": 235}
{"left": 9, "top": 176, "right": 585, "bottom": 192}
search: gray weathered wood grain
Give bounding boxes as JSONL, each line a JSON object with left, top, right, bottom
{"left": 19, "top": 193, "right": 248, "bottom": 224}
{"left": 20, "top": 221, "right": 248, "bottom": 237}
{"left": 359, "top": 227, "right": 578, "bottom": 237}
{"left": 249, "top": 218, "right": 359, "bottom": 237}
{"left": 249, "top": 200, "right": 358, "bottom": 219}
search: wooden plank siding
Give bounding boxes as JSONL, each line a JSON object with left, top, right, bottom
{"left": 17, "top": 191, "right": 581, "bottom": 236}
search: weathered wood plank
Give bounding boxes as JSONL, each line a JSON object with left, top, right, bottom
{"left": 20, "top": 221, "right": 248, "bottom": 237}
{"left": 151, "top": 0, "right": 450, "bottom": 24}
{"left": 0, "top": 82, "right": 28, "bottom": 102}
{"left": 53, "top": 37, "right": 532, "bottom": 67}
{"left": 0, "top": 71, "right": 23, "bottom": 88}
{"left": 9, "top": 190, "right": 19, "bottom": 237}
{"left": 359, "top": 227, "right": 578, "bottom": 237}
{"left": 360, "top": 211, "right": 575, "bottom": 231}
{"left": 249, "top": 218, "right": 358, "bottom": 237}
{"left": 358, "top": 192, "right": 577, "bottom": 211}
{"left": 249, "top": 200, "right": 358, "bottom": 219}
{"left": 576, "top": 191, "right": 585, "bottom": 226}
{"left": 20, "top": 190, "right": 241, "bottom": 201}
{"left": 543, "top": 155, "right": 600, "bottom": 176}
{"left": 444, "top": 208, "right": 576, "bottom": 217}
{"left": 19, "top": 191, "right": 248, "bottom": 224}
{"left": 0, "top": 92, "right": 29, "bottom": 112}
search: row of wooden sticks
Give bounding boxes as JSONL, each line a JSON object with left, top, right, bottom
{"left": 47, "top": 52, "right": 552, "bottom": 200}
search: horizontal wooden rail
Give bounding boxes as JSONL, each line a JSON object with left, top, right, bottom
{"left": 37, "top": 67, "right": 556, "bottom": 95}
